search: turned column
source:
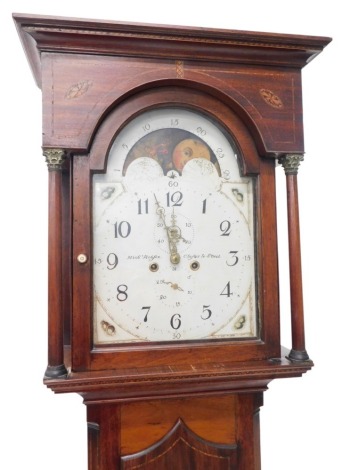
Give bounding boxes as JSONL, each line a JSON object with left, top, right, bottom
{"left": 43, "top": 149, "right": 68, "bottom": 378}
{"left": 279, "top": 154, "right": 310, "bottom": 362}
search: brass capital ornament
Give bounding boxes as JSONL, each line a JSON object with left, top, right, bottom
{"left": 278, "top": 154, "right": 304, "bottom": 175}
{"left": 43, "top": 149, "right": 67, "bottom": 171}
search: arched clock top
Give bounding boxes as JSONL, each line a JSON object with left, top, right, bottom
{"left": 88, "top": 88, "right": 261, "bottom": 177}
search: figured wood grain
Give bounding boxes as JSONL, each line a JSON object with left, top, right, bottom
{"left": 87, "top": 404, "right": 121, "bottom": 470}
{"left": 236, "top": 394, "right": 263, "bottom": 470}
{"left": 121, "top": 418, "right": 238, "bottom": 470}
{"left": 120, "top": 396, "right": 236, "bottom": 455}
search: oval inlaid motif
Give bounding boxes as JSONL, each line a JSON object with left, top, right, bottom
{"left": 259, "top": 88, "right": 284, "bottom": 109}
{"left": 65, "top": 79, "right": 93, "bottom": 99}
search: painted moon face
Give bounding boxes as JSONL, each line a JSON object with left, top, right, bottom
{"left": 172, "top": 138, "right": 210, "bottom": 171}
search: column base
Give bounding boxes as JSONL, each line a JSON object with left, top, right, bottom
{"left": 44, "top": 364, "right": 68, "bottom": 379}
{"left": 287, "top": 349, "right": 310, "bottom": 362}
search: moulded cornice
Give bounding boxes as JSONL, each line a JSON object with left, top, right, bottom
{"left": 13, "top": 13, "right": 331, "bottom": 88}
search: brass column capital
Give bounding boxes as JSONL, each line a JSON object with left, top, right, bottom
{"left": 43, "top": 149, "right": 67, "bottom": 171}
{"left": 278, "top": 154, "right": 304, "bottom": 175}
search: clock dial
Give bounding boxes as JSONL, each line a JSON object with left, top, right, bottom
{"left": 93, "top": 108, "right": 257, "bottom": 344}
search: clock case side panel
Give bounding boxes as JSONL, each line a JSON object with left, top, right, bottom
{"left": 71, "top": 87, "right": 280, "bottom": 372}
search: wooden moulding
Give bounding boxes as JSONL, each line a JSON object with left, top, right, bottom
{"left": 44, "top": 346, "right": 312, "bottom": 400}
{"left": 13, "top": 13, "right": 331, "bottom": 88}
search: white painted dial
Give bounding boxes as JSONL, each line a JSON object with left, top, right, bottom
{"left": 93, "top": 108, "right": 257, "bottom": 343}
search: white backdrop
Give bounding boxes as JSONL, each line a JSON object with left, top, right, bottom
{"left": 1, "top": 1, "right": 339, "bottom": 469}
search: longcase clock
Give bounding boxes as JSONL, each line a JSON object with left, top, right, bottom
{"left": 14, "top": 13, "right": 331, "bottom": 469}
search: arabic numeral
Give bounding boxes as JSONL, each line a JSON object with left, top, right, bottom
{"left": 138, "top": 198, "right": 149, "bottom": 214}
{"left": 201, "top": 305, "right": 212, "bottom": 320}
{"left": 142, "top": 306, "right": 151, "bottom": 322}
{"left": 223, "top": 170, "right": 231, "bottom": 180}
{"left": 170, "top": 313, "right": 181, "bottom": 330}
{"left": 114, "top": 221, "right": 131, "bottom": 238}
{"left": 166, "top": 191, "right": 183, "bottom": 206}
{"left": 107, "top": 253, "right": 118, "bottom": 270}
{"left": 226, "top": 251, "right": 238, "bottom": 267}
{"left": 117, "top": 284, "right": 128, "bottom": 301}
{"left": 171, "top": 119, "right": 179, "bottom": 126}
{"left": 220, "top": 220, "right": 231, "bottom": 236}
{"left": 220, "top": 282, "right": 232, "bottom": 297}
{"left": 216, "top": 148, "right": 225, "bottom": 159}
{"left": 142, "top": 123, "right": 150, "bottom": 132}
{"left": 196, "top": 127, "right": 206, "bottom": 136}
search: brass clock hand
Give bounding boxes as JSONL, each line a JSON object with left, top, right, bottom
{"left": 161, "top": 280, "right": 184, "bottom": 291}
{"left": 154, "top": 194, "right": 181, "bottom": 265}
{"left": 168, "top": 208, "right": 182, "bottom": 264}
{"left": 168, "top": 209, "right": 182, "bottom": 242}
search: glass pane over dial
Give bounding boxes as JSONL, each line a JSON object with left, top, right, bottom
{"left": 93, "top": 108, "right": 258, "bottom": 344}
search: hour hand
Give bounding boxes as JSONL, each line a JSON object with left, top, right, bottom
{"left": 154, "top": 194, "right": 180, "bottom": 265}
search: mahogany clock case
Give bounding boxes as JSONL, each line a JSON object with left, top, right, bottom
{"left": 12, "top": 11, "right": 331, "bottom": 392}
{"left": 13, "top": 13, "right": 331, "bottom": 470}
